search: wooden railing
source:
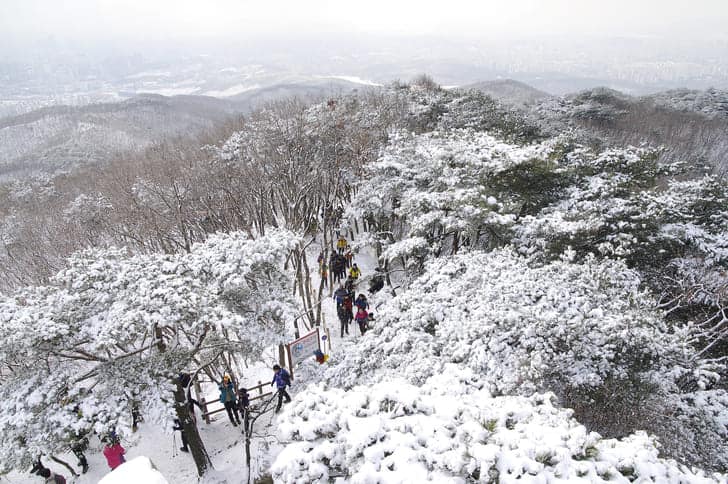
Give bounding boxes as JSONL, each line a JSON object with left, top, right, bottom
{"left": 201, "top": 380, "right": 274, "bottom": 421}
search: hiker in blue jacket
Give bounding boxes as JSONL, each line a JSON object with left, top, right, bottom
{"left": 333, "top": 285, "right": 348, "bottom": 308}
{"left": 219, "top": 374, "right": 241, "bottom": 426}
{"left": 354, "top": 293, "right": 369, "bottom": 311}
{"left": 270, "top": 364, "right": 292, "bottom": 412}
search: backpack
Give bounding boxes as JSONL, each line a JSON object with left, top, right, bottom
{"left": 53, "top": 475, "right": 66, "bottom": 484}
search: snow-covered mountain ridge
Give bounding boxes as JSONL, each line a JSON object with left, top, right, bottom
{"left": 0, "top": 78, "right": 726, "bottom": 482}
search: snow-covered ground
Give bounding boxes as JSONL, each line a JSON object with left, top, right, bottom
{"left": 98, "top": 457, "right": 168, "bottom": 484}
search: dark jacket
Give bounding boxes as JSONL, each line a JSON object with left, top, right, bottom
{"left": 237, "top": 390, "right": 250, "bottom": 410}
{"left": 333, "top": 287, "right": 348, "bottom": 305}
{"left": 354, "top": 295, "right": 369, "bottom": 310}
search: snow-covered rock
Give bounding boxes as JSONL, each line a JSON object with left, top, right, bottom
{"left": 98, "top": 456, "right": 169, "bottom": 484}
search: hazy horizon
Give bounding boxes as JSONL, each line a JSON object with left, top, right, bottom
{"left": 1, "top": 0, "right": 728, "bottom": 101}
{"left": 3, "top": 0, "right": 728, "bottom": 44}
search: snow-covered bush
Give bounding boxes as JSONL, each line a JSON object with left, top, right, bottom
{"left": 326, "top": 249, "right": 682, "bottom": 392}
{"left": 98, "top": 456, "right": 170, "bottom": 484}
{"left": 440, "top": 89, "right": 543, "bottom": 143}
{"left": 323, "top": 248, "right": 728, "bottom": 470}
{"left": 272, "top": 374, "right": 724, "bottom": 483}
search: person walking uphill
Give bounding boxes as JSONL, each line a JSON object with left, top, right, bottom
{"left": 271, "top": 364, "right": 292, "bottom": 413}
{"left": 349, "top": 263, "right": 361, "bottom": 280}
{"left": 355, "top": 306, "right": 369, "bottom": 336}
{"left": 336, "top": 235, "right": 347, "bottom": 254}
{"left": 354, "top": 293, "right": 369, "bottom": 311}
{"left": 337, "top": 302, "right": 350, "bottom": 337}
{"left": 219, "top": 374, "right": 241, "bottom": 426}
{"left": 333, "top": 285, "right": 348, "bottom": 307}
{"left": 332, "top": 254, "right": 346, "bottom": 283}
{"left": 319, "top": 262, "right": 329, "bottom": 289}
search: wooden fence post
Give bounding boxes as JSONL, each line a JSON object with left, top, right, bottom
{"left": 278, "top": 343, "right": 286, "bottom": 369}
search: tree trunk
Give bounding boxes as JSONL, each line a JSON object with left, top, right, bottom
{"left": 49, "top": 455, "right": 78, "bottom": 478}
{"left": 174, "top": 380, "right": 212, "bottom": 476}
{"left": 383, "top": 258, "right": 396, "bottom": 297}
{"left": 243, "top": 408, "right": 251, "bottom": 484}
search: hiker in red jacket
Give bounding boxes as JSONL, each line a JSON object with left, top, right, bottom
{"left": 102, "top": 437, "right": 126, "bottom": 470}
{"left": 355, "top": 307, "right": 369, "bottom": 336}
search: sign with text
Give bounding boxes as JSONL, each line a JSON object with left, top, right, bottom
{"left": 286, "top": 328, "right": 321, "bottom": 367}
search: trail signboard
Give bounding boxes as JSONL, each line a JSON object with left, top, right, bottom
{"left": 286, "top": 328, "right": 321, "bottom": 369}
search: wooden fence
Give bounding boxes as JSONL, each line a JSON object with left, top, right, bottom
{"left": 200, "top": 380, "right": 274, "bottom": 421}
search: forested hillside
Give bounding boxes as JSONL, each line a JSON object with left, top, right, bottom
{"left": 531, "top": 87, "right": 728, "bottom": 174}
{"left": 0, "top": 77, "right": 726, "bottom": 482}
{"left": 0, "top": 78, "right": 367, "bottom": 181}
{"left": 0, "top": 94, "right": 244, "bottom": 178}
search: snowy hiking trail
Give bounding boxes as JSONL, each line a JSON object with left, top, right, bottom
{"left": 3, "top": 237, "right": 383, "bottom": 484}
{"left": 311, "top": 242, "right": 382, "bottom": 358}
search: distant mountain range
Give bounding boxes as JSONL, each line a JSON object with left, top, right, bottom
{"left": 2, "top": 77, "right": 727, "bottom": 180}
{"left": 0, "top": 94, "right": 237, "bottom": 178}
{"left": 0, "top": 78, "right": 368, "bottom": 179}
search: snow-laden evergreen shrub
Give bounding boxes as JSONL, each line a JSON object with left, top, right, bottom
{"left": 323, "top": 248, "right": 728, "bottom": 471}
{"left": 326, "top": 248, "right": 683, "bottom": 393}
{"left": 272, "top": 372, "right": 724, "bottom": 483}
{"left": 347, "top": 129, "right": 559, "bottom": 266}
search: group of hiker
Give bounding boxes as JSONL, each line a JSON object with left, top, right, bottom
{"left": 334, "top": 287, "right": 373, "bottom": 337}
{"left": 211, "top": 365, "right": 290, "bottom": 425}
{"left": 171, "top": 365, "right": 289, "bottom": 461}
{"left": 318, "top": 237, "right": 356, "bottom": 289}
{"left": 321, "top": 235, "right": 385, "bottom": 338}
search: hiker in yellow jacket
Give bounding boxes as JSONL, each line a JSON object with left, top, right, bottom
{"left": 349, "top": 263, "right": 361, "bottom": 280}
{"left": 336, "top": 236, "right": 347, "bottom": 253}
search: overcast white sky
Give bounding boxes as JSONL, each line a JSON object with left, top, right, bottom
{"left": 2, "top": 0, "right": 728, "bottom": 43}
